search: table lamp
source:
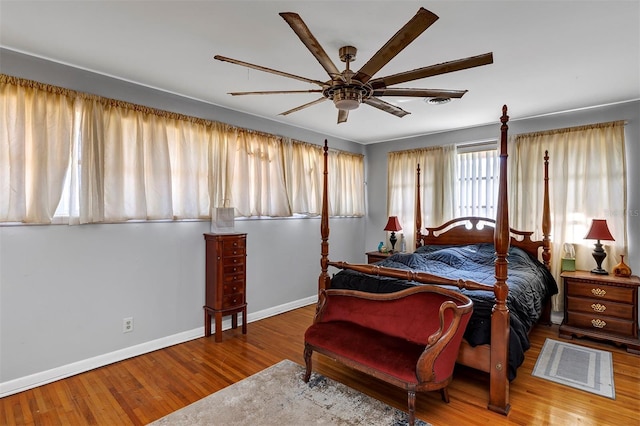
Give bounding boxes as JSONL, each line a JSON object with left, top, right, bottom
{"left": 584, "top": 219, "right": 615, "bottom": 275}
{"left": 384, "top": 216, "right": 402, "bottom": 253}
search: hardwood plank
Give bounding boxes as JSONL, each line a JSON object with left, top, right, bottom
{"left": 1, "top": 305, "right": 638, "bottom": 425}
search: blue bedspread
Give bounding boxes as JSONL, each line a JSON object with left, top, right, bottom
{"left": 330, "top": 243, "right": 558, "bottom": 380}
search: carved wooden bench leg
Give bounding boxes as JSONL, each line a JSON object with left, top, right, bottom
{"left": 303, "top": 345, "right": 313, "bottom": 382}
{"left": 407, "top": 389, "right": 416, "bottom": 426}
{"left": 441, "top": 387, "right": 450, "bottom": 403}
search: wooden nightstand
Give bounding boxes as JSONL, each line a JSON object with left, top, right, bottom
{"left": 559, "top": 270, "right": 640, "bottom": 354}
{"left": 365, "top": 251, "right": 392, "bottom": 264}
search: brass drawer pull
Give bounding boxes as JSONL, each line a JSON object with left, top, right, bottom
{"left": 591, "top": 303, "right": 607, "bottom": 313}
{"left": 591, "top": 318, "right": 606, "bottom": 328}
{"left": 591, "top": 288, "right": 606, "bottom": 297}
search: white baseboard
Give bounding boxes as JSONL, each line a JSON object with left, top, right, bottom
{"left": 0, "top": 295, "right": 317, "bottom": 398}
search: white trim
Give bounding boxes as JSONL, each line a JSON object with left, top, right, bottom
{"left": 0, "top": 295, "right": 317, "bottom": 398}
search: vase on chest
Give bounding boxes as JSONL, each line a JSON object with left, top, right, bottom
{"left": 613, "top": 255, "right": 632, "bottom": 278}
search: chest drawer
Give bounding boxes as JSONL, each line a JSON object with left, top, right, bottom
{"left": 566, "top": 296, "right": 634, "bottom": 320}
{"left": 222, "top": 238, "right": 246, "bottom": 255}
{"left": 222, "top": 292, "right": 244, "bottom": 309}
{"left": 566, "top": 310, "right": 635, "bottom": 336}
{"left": 566, "top": 281, "right": 634, "bottom": 304}
{"left": 223, "top": 281, "right": 244, "bottom": 295}
{"left": 222, "top": 255, "right": 245, "bottom": 267}
{"left": 223, "top": 263, "right": 244, "bottom": 275}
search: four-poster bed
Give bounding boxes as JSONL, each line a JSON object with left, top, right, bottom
{"left": 317, "top": 105, "right": 556, "bottom": 414}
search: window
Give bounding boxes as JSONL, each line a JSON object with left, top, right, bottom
{"left": 455, "top": 142, "right": 499, "bottom": 218}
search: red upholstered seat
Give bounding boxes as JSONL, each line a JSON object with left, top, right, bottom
{"left": 305, "top": 321, "right": 426, "bottom": 383}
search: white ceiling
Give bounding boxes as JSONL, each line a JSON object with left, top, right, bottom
{"left": 1, "top": 1, "right": 638, "bottom": 144}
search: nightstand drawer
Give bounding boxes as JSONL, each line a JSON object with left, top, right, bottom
{"left": 366, "top": 251, "right": 391, "bottom": 264}
{"left": 567, "top": 296, "right": 634, "bottom": 320}
{"left": 566, "top": 311, "right": 635, "bottom": 336}
{"left": 566, "top": 281, "right": 634, "bottom": 304}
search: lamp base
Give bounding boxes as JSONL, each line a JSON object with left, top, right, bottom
{"left": 389, "top": 231, "right": 397, "bottom": 254}
{"left": 591, "top": 241, "right": 608, "bottom": 275}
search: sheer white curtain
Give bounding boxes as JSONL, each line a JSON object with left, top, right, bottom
{"left": 167, "top": 118, "right": 211, "bottom": 219}
{"left": 508, "top": 121, "right": 627, "bottom": 310}
{"left": 283, "top": 140, "right": 323, "bottom": 216}
{"left": 75, "top": 97, "right": 105, "bottom": 223}
{"left": 328, "top": 150, "right": 365, "bottom": 217}
{"left": 387, "top": 145, "right": 456, "bottom": 249}
{"left": 282, "top": 141, "right": 364, "bottom": 218}
{"left": 209, "top": 123, "right": 231, "bottom": 213}
{"left": 1, "top": 75, "right": 365, "bottom": 223}
{"left": 0, "top": 75, "right": 73, "bottom": 223}
{"left": 225, "top": 129, "right": 291, "bottom": 217}
{"left": 76, "top": 101, "right": 176, "bottom": 222}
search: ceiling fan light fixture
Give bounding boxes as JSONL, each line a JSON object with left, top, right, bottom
{"left": 332, "top": 87, "right": 362, "bottom": 110}
{"left": 426, "top": 97, "right": 452, "bottom": 105}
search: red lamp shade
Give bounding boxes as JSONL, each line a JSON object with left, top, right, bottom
{"left": 384, "top": 216, "right": 402, "bottom": 232}
{"left": 584, "top": 219, "right": 615, "bottom": 241}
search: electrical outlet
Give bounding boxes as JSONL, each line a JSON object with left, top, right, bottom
{"left": 123, "top": 317, "right": 134, "bottom": 333}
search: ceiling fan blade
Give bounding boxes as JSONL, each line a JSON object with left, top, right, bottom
{"left": 229, "top": 89, "right": 324, "bottom": 96}
{"left": 279, "top": 97, "right": 327, "bottom": 116}
{"left": 372, "top": 88, "right": 468, "bottom": 98}
{"left": 354, "top": 8, "right": 439, "bottom": 84}
{"left": 369, "top": 53, "right": 494, "bottom": 89}
{"left": 280, "top": 12, "right": 341, "bottom": 78}
{"left": 363, "top": 97, "right": 410, "bottom": 118}
{"left": 337, "top": 109, "right": 349, "bottom": 124}
{"left": 214, "top": 55, "right": 327, "bottom": 87}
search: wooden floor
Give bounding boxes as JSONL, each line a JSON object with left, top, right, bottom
{"left": 1, "top": 305, "right": 639, "bottom": 425}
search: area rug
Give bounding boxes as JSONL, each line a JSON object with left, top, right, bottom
{"left": 148, "top": 359, "right": 430, "bottom": 425}
{"left": 532, "top": 338, "right": 615, "bottom": 399}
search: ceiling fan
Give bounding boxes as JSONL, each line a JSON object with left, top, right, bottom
{"left": 214, "top": 7, "right": 493, "bottom": 124}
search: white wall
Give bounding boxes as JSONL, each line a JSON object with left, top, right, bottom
{"left": 0, "top": 218, "right": 363, "bottom": 391}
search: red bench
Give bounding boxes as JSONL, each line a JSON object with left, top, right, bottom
{"left": 303, "top": 286, "right": 473, "bottom": 426}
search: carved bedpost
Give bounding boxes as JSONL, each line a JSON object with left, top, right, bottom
{"left": 318, "top": 140, "right": 330, "bottom": 292}
{"left": 489, "top": 105, "right": 511, "bottom": 415}
{"left": 415, "top": 164, "right": 423, "bottom": 248}
{"left": 542, "top": 150, "right": 551, "bottom": 269}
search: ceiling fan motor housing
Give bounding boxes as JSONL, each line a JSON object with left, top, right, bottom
{"left": 331, "top": 86, "right": 364, "bottom": 110}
